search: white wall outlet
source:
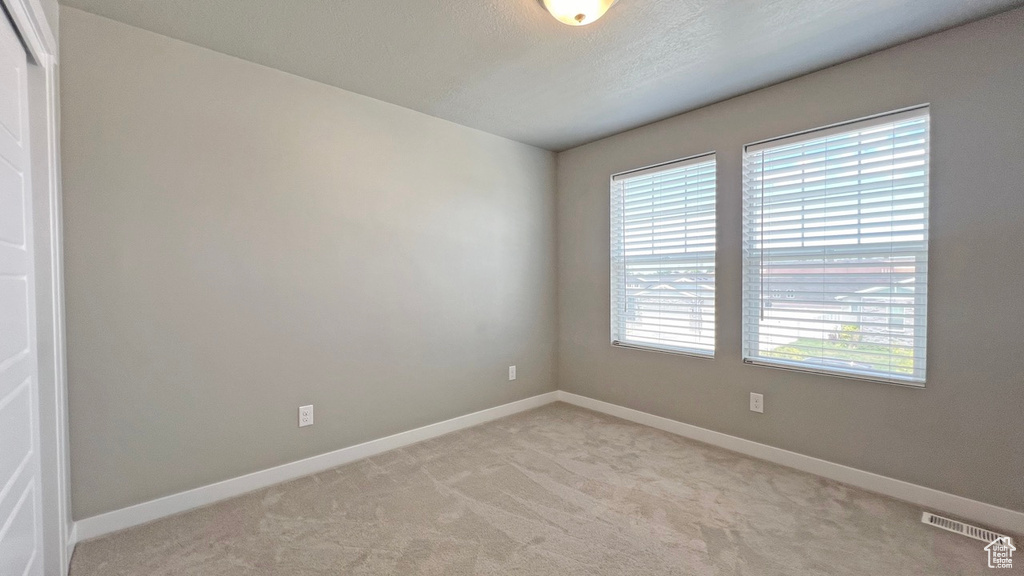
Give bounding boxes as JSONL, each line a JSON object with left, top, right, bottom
{"left": 508, "top": 365, "right": 517, "bottom": 381}
{"left": 750, "top": 393, "right": 764, "bottom": 414}
{"left": 298, "top": 405, "right": 314, "bottom": 427}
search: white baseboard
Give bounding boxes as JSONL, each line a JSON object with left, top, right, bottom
{"left": 74, "top": 392, "right": 560, "bottom": 542}
{"left": 73, "top": 389, "right": 1023, "bottom": 544}
{"left": 556, "top": 391, "right": 1024, "bottom": 536}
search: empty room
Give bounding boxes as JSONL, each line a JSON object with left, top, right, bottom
{"left": 1, "top": 0, "right": 1022, "bottom": 574}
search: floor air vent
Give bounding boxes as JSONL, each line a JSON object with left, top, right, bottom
{"left": 921, "top": 512, "right": 1013, "bottom": 546}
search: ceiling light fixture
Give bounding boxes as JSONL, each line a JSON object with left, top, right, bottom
{"left": 541, "top": 0, "right": 618, "bottom": 26}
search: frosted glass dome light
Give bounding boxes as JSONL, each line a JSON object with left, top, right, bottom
{"left": 541, "top": 0, "right": 618, "bottom": 26}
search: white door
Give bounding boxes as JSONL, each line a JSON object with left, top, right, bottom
{"left": 0, "top": 11, "right": 44, "bottom": 576}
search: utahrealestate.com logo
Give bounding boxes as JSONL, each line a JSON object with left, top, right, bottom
{"left": 985, "top": 537, "right": 1015, "bottom": 569}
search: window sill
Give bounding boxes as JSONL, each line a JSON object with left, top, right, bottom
{"left": 611, "top": 340, "right": 715, "bottom": 360}
{"left": 742, "top": 358, "right": 925, "bottom": 389}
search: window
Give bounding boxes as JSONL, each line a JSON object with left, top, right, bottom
{"left": 611, "top": 153, "right": 716, "bottom": 356}
{"left": 742, "top": 107, "right": 929, "bottom": 385}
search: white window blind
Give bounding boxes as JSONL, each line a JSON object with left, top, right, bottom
{"left": 611, "top": 153, "right": 716, "bottom": 356}
{"left": 742, "top": 107, "right": 929, "bottom": 385}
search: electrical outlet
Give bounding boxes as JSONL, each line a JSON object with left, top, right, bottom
{"left": 298, "top": 405, "right": 314, "bottom": 427}
{"left": 508, "top": 365, "right": 517, "bottom": 381}
{"left": 750, "top": 393, "right": 764, "bottom": 414}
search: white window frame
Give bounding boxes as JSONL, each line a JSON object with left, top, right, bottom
{"left": 741, "top": 107, "right": 930, "bottom": 386}
{"left": 610, "top": 152, "right": 717, "bottom": 358}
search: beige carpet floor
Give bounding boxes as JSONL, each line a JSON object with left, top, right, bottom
{"left": 70, "top": 402, "right": 1006, "bottom": 575}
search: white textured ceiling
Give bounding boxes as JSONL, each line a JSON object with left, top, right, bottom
{"left": 59, "top": 0, "right": 1023, "bottom": 150}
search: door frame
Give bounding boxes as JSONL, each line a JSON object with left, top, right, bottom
{"left": 0, "top": 1, "right": 67, "bottom": 574}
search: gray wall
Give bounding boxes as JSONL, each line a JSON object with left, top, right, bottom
{"left": 40, "top": 0, "right": 58, "bottom": 40}
{"left": 557, "top": 8, "right": 1024, "bottom": 513}
{"left": 60, "top": 7, "right": 557, "bottom": 519}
